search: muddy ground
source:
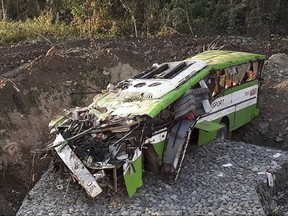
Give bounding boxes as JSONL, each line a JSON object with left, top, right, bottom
{"left": 0, "top": 35, "right": 288, "bottom": 215}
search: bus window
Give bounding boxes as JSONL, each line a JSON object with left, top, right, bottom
{"left": 206, "top": 76, "right": 214, "bottom": 92}
{"left": 218, "top": 70, "right": 226, "bottom": 88}
{"left": 206, "top": 68, "right": 234, "bottom": 97}
{"left": 224, "top": 69, "right": 232, "bottom": 88}
{"left": 218, "top": 70, "right": 225, "bottom": 93}
{"left": 253, "top": 62, "right": 259, "bottom": 74}
{"left": 233, "top": 63, "right": 249, "bottom": 86}
{"left": 207, "top": 72, "right": 218, "bottom": 96}
{"left": 246, "top": 62, "right": 258, "bottom": 81}
{"left": 205, "top": 71, "right": 218, "bottom": 97}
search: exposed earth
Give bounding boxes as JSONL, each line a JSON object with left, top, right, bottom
{"left": 0, "top": 35, "right": 288, "bottom": 215}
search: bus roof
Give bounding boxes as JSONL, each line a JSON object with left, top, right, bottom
{"left": 189, "top": 50, "right": 266, "bottom": 70}
{"left": 92, "top": 50, "right": 265, "bottom": 118}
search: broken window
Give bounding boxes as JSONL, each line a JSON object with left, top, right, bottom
{"left": 230, "top": 61, "right": 263, "bottom": 85}
{"left": 224, "top": 69, "right": 232, "bottom": 88}
{"left": 233, "top": 63, "right": 249, "bottom": 86}
{"left": 219, "top": 69, "right": 226, "bottom": 87}
{"left": 206, "top": 69, "right": 232, "bottom": 97}
{"left": 206, "top": 71, "right": 217, "bottom": 96}
{"left": 245, "top": 62, "right": 258, "bottom": 82}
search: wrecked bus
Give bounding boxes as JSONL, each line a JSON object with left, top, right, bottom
{"left": 48, "top": 50, "right": 265, "bottom": 198}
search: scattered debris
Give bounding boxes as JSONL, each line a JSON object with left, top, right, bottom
{"left": 56, "top": 184, "right": 64, "bottom": 190}
{"left": 273, "top": 153, "right": 282, "bottom": 158}
{"left": 217, "top": 171, "right": 224, "bottom": 177}
{"left": 276, "top": 136, "right": 283, "bottom": 142}
{"left": 270, "top": 161, "right": 281, "bottom": 169}
{"left": 0, "top": 79, "right": 7, "bottom": 89}
{"left": 9, "top": 80, "right": 20, "bottom": 92}
{"left": 222, "top": 163, "right": 233, "bottom": 167}
{"left": 45, "top": 46, "right": 57, "bottom": 58}
{"left": 266, "top": 170, "right": 276, "bottom": 187}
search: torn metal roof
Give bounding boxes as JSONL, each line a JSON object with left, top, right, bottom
{"left": 189, "top": 50, "right": 266, "bottom": 70}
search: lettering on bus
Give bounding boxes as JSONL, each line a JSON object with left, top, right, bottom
{"left": 250, "top": 88, "right": 257, "bottom": 96}
{"left": 211, "top": 99, "right": 224, "bottom": 108}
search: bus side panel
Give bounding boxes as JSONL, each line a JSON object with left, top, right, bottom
{"left": 213, "top": 112, "right": 235, "bottom": 132}
{"left": 233, "top": 103, "right": 258, "bottom": 130}
{"left": 230, "top": 81, "right": 259, "bottom": 130}
{"left": 152, "top": 140, "right": 165, "bottom": 164}
{"left": 198, "top": 129, "right": 217, "bottom": 145}
{"left": 123, "top": 148, "right": 143, "bottom": 197}
{"left": 227, "top": 112, "right": 235, "bottom": 131}
{"left": 197, "top": 112, "right": 234, "bottom": 145}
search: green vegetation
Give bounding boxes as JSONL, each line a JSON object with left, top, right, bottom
{"left": 0, "top": 15, "right": 77, "bottom": 43}
{"left": 0, "top": 0, "right": 287, "bottom": 43}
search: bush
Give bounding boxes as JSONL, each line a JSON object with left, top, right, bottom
{"left": 0, "top": 15, "right": 78, "bottom": 43}
{"left": 0, "top": 0, "right": 287, "bottom": 42}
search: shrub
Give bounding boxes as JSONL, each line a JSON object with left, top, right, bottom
{"left": 0, "top": 15, "right": 78, "bottom": 43}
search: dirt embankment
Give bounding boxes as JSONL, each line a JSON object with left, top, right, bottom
{"left": 0, "top": 39, "right": 146, "bottom": 215}
{"left": 0, "top": 35, "right": 288, "bottom": 215}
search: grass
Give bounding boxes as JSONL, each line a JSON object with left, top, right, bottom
{"left": 0, "top": 12, "right": 131, "bottom": 44}
{"left": 0, "top": 15, "right": 79, "bottom": 43}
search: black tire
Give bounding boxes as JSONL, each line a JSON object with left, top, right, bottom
{"left": 161, "top": 163, "right": 175, "bottom": 175}
{"left": 217, "top": 123, "right": 228, "bottom": 140}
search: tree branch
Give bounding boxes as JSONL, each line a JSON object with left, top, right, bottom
{"left": 1, "top": 0, "right": 6, "bottom": 20}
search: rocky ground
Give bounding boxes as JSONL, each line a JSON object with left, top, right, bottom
{"left": 17, "top": 140, "right": 288, "bottom": 216}
{"left": 0, "top": 35, "right": 288, "bottom": 215}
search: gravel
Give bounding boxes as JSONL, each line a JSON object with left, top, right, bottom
{"left": 17, "top": 140, "right": 288, "bottom": 216}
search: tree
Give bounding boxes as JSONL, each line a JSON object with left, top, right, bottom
{"left": 119, "top": 0, "right": 139, "bottom": 37}
{"left": 1, "top": 0, "right": 6, "bottom": 20}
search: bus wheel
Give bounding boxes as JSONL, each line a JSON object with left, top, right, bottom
{"left": 217, "top": 123, "right": 228, "bottom": 140}
{"left": 161, "top": 163, "right": 175, "bottom": 175}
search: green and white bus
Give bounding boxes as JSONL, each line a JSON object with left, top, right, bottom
{"left": 49, "top": 50, "right": 265, "bottom": 198}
